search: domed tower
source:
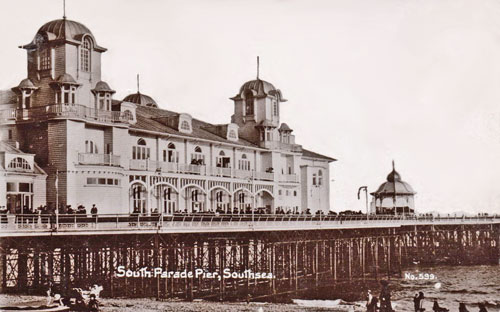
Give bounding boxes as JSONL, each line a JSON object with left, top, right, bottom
{"left": 20, "top": 17, "right": 107, "bottom": 109}
{"left": 370, "top": 161, "right": 416, "bottom": 215}
{"left": 230, "top": 75, "right": 286, "bottom": 145}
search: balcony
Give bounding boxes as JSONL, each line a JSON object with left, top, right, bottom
{"left": 0, "top": 108, "right": 17, "bottom": 122}
{"left": 278, "top": 174, "right": 299, "bottom": 183}
{"left": 78, "top": 153, "right": 121, "bottom": 167}
{"left": 128, "top": 160, "right": 278, "bottom": 182}
{"left": 16, "top": 104, "right": 129, "bottom": 124}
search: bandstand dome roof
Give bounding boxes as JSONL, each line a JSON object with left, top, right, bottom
{"left": 123, "top": 92, "right": 158, "bottom": 108}
{"left": 371, "top": 163, "right": 416, "bottom": 196}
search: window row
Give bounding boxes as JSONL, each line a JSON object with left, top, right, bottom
{"left": 312, "top": 170, "right": 323, "bottom": 186}
{"left": 7, "top": 182, "right": 33, "bottom": 193}
{"left": 86, "top": 177, "right": 121, "bottom": 186}
{"left": 278, "top": 190, "right": 298, "bottom": 197}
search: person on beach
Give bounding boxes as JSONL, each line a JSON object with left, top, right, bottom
{"left": 366, "top": 290, "right": 378, "bottom": 312}
{"left": 379, "top": 280, "right": 394, "bottom": 312}
{"left": 432, "top": 299, "right": 449, "bottom": 312}
{"left": 478, "top": 302, "right": 488, "bottom": 312}
{"left": 459, "top": 303, "right": 470, "bottom": 312}
{"left": 413, "top": 292, "right": 424, "bottom": 312}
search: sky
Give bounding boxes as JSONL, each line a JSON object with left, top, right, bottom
{"left": 1, "top": 0, "right": 500, "bottom": 214}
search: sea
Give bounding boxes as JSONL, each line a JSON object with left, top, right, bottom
{"left": 293, "top": 265, "right": 500, "bottom": 311}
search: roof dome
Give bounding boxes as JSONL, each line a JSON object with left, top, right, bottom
{"left": 55, "top": 73, "right": 78, "bottom": 85}
{"left": 38, "top": 18, "right": 92, "bottom": 41}
{"left": 123, "top": 92, "right": 157, "bottom": 108}
{"left": 93, "top": 81, "right": 115, "bottom": 93}
{"left": 17, "top": 78, "right": 37, "bottom": 89}
{"left": 22, "top": 18, "right": 105, "bottom": 51}
{"left": 233, "top": 78, "right": 287, "bottom": 102}
{"left": 372, "top": 162, "right": 416, "bottom": 196}
{"left": 240, "top": 79, "right": 277, "bottom": 95}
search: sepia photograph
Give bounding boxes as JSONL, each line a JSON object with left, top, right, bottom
{"left": 0, "top": 0, "right": 499, "bottom": 311}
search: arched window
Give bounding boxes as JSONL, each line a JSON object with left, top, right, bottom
{"left": 131, "top": 183, "right": 146, "bottom": 214}
{"left": 123, "top": 110, "right": 133, "bottom": 121}
{"left": 137, "top": 138, "right": 146, "bottom": 146}
{"left": 85, "top": 140, "right": 98, "bottom": 154}
{"left": 164, "top": 142, "right": 179, "bottom": 163}
{"left": 228, "top": 129, "right": 237, "bottom": 139}
{"left": 244, "top": 90, "right": 254, "bottom": 115}
{"left": 191, "top": 146, "right": 205, "bottom": 165}
{"left": 238, "top": 153, "right": 250, "bottom": 171}
{"left": 318, "top": 170, "right": 323, "bottom": 186}
{"left": 217, "top": 150, "right": 230, "bottom": 168}
{"left": 180, "top": 120, "right": 191, "bottom": 131}
{"left": 8, "top": 157, "right": 31, "bottom": 171}
{"left": 215, "top": 191, "right": 224, "bottom": 203}
{"left": 81, "top": 37, "right": 92, "bottom": 72}
{"left": 219, "top": 151, "right": 225, "bottom": 156}
{"left": 133, "top": 138, "right": 150, "bottom": 160}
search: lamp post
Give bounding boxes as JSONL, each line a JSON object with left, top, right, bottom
{"left": 246, "top": 175, "right": 255, "bottom": 223}
{"left": 357, "top": 186, "right": 368, "bottom": 220}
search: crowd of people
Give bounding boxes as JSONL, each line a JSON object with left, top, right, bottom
{"left": 366, "top": 287, "right": 489, "bottom": 312}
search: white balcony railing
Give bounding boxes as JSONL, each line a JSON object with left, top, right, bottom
{"left": 0, "top": 108, "right": 17, "bottom": 121}
{"left": 254, "top": 171, "right": 274, "bottom": 181}
{"left": 16, "top": 104, "right": 129, "bottom": 124}
{"left": 128, "top": 160, "right": 279, "bottom": 182}
{"left": 278, "top": 174, "right": 299, "bottom": 183}
{"left": 78, "top": 153, "right": 121, "bottom": 167}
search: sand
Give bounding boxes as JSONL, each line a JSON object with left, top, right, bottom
{"left": 0, "top": 294, "right": 356, "bottom": 311}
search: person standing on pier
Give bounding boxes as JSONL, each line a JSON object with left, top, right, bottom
{"left": 379, "top": 280, "right": 394, "bottom": 312}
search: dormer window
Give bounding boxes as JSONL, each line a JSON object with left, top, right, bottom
{"left": 244, "top": 90, "right": 254, "bottom": 115}
{"left": 181, "top": 120, "right": 191, "bottom": 131}
{"left": 81, "top": 37, "right": 92, "bottom": 72}
{"left": 8, "top": 157, "right": 32, "bottom": 171}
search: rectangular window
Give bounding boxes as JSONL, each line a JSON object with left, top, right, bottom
{"left": 98, "top": 178, "right": 106, "bottom": 185}
{"left": 238, "top": 160, "right": 250, "bottom": 171}
{"left": 7, "top": 182, "right": 16, "bottom": 192}
{"left": 40, "top": 49, "right": 51, "bottom": 70}
{"left": 8, "top": 129, "right": 13, "bottom": 140}
{"left": 19, "top": 183, "right": 31, "bottom": 192}
{"left": 87, "top": 178, "right": 97, "bottom": 185}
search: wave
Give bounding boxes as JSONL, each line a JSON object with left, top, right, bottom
{"left": 445, "top": 289, "right": 489, "bottom": 295}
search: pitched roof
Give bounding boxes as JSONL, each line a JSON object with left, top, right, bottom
{"left": 302, "top": 148, "right": 337, "bottom": 162}
{"left": 0, "top": 142, "right": 47, "bottom": 175}
{"left": 131, "top": 106, "right": 259, "bottom": 148}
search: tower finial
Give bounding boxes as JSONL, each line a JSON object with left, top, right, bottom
{"left": 392, "top": 159, "right": 395, "bottom": 171}
{"left": 137, "top": 74, "right": 140, "bottom": 93}
{"left": 63, "top": 0, "right": 66, "bottom": 19}
{"left": 257, "top": 56, "right": 260, "bottom": 79}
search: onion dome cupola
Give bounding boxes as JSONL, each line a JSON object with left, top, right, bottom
{"left": 370, "top": 161, "right": 416, "bottom": 215}
{"left": 11, "top": 78, "right": 39, "bottom": 109}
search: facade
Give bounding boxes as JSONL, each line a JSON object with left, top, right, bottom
{"left": 0, "top": 17, "right": 335, "bottom": 215}
{"left": 370, "top": 162, "right": 416, "bottom": 215}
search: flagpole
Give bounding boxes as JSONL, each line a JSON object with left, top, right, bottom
{"left": 55, "top": 169, "right": 59, "bottom": 228}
